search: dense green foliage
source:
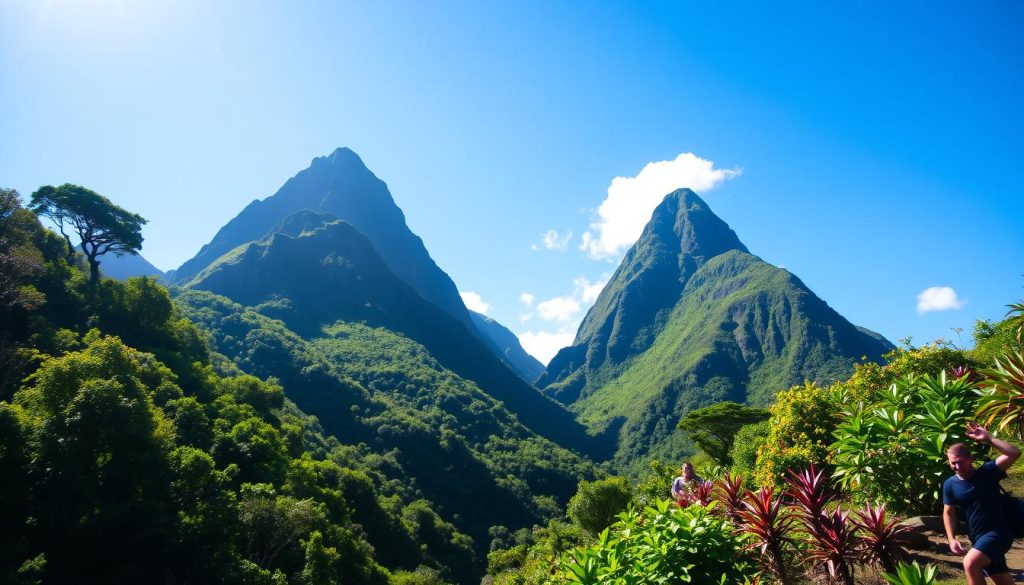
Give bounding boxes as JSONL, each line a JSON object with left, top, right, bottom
{"left": 0, "top": 192, "right": 592, "bottom": 584}
{"left": 565, "top": 477, "right": 632, "bottom": 536}
{"left": 553, "top": 501, "right": 757, "bottom": 585}
{"left": 832, "top": 372, "right": 978, "bottom": 514}
{"left": 174, "top": 289, "right": 597, "bottom": 575}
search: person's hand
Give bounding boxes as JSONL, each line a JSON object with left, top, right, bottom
{"left": 966, "top": 421, "right": 992, "bottom": 444}
{"left": 949, "top": 538, "right": 965, "bottom": 555}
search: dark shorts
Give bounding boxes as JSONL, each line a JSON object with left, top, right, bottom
{"left": 973, "top": 531, "right": 1013, "bottom": 575}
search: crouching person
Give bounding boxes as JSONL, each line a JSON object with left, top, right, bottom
{"left": 943, "top": 422, "right": 1021, "bottom": 584}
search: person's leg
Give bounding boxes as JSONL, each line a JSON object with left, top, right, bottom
{"left": 963, "top": 548, "right": 991, "bottom": 585}
{"left": 988, "top": 572, "right": 1013, "bottom": 585}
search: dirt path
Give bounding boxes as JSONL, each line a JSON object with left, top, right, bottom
{"left": 907, "top": 532, "right": 1024, "bottom": 583}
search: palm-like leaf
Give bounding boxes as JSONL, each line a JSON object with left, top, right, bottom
{"left": 975, "top": 352, "right": 1024, "bottom": 439}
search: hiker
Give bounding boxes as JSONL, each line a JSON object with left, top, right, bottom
{"left": 943, "top": 422, "right": 1021, "bottom": 585}
{"left": 670, "top": 462, "right": 704, "bottom": 500}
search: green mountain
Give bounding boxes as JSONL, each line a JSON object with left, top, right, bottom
{"left": 469, "top": 310, "right": 545, "bottom": 383}
{"left": 169, "top": 148, "right": 541, "bottom": 382}
{"left": 185, "top": 210, "right": 607, "bottom": 458}
{"left": 539, "top": 189, "right": 893, "bottom": 470}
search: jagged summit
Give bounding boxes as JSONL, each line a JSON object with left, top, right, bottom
{"left": 538, "top": 189, "right": 892, "bottom": 470}
{"left": 172, "top": 146, "right": 475, "bottom": 330}
{"left": 540, "top": 188, "right": 750, "bottom": 393}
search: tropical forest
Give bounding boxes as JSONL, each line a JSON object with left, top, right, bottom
{"left": 2, "top": 143, "right": 1023, "bottom": 585}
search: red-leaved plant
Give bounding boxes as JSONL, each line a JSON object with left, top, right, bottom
{"left": 852, "top": 502, "right": 909, "bottom": 574}
{"left": 716, "top": 473, "right": 747, "bottom": 522}
{"left": 737, "top": 485, "right": 797, "bottom": 585}
{"left": 806, "top": 506, "right": 859, "bottom": 585}
{"left": 786, "top": 465, "right": 859, "bottom": 584}
{"left": 693, "top": 479, "right": 717, "bottom": 507}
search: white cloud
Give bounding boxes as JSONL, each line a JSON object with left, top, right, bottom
{"left": 537, "top": 296, "right": 581, "bottom": 322}
{"left": 532, "top": 229, "right": 572, "bottom": 251}
{"left": 917, "top": 286, "right": 966, "bottom": 314}
{"left": 517, "top": 327, "right": 577, "bottom": 365}
{"left": 460, "top": 291, "right": 490, "bottom": 315}
{"left": 574, "top": 276, "right": 607, "bottom": 305}
{"left": 581, "top": 153, "right": 741, "bottom": 259}
{"left": 517, "top": 275, "right": 610, "bottom": 363}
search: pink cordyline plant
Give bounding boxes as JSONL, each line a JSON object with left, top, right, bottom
{"left": 852, "top": 501, "right": 910, "bottom": 574}
{"left": 693, "top": 479, "right": 717, "bottom": 506}
{"left": 737, "top": 485, "right": 797, "bottom": 585}
{"left": 716, "top": 473, "right": 746, "bottom": 522}
{"left": 805, "top": 506, "right": 859, "bottom": 585}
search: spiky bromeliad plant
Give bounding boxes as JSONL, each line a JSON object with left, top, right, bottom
{"left": 786, "top": 465, "right": 858, "bottom": 585}
{"left": 737, "top": 485, "right": 798, "bottom": 585}
{"left": 716, "top": 473, "right": 747, "bottom": 522}
{"left": 851, "top": 501, "right": 910, "bottom": 574}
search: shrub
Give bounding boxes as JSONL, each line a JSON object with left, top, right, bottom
{"left": 831, "top": 372, "right": 977, "bottom": 514}
{"left": 567, "top": 477, "right": 632, "bottom": 536}
{"left": 554, "top": 501, "right": 757, "bottom": 584}
{"left": 755, "top": 381, "right": 840, "bottom": 489}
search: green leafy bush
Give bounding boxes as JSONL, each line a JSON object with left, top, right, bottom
{"left": 831, "top": 372, "right": 977, "bottom": 514}
{"left": 566, "top": 477, "right": 632, "bottom": 536}
{"left": 755, "top": 381, "right": 840, "bottom": 488}
{"left": 552, "top": 501, "right": 756, "bottom": 584}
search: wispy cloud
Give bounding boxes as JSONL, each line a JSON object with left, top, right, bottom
{"left": 916, "top": 286, "right": 965, "bottom": 314}
{"left": 517, "top": 275, "right": 610, "bottom": 362}
{"left": 532, "top": 229, "right": 573, "bottom": 251}
{"left": 581, "top": 153, "right": 740, "bottom": 260}
{"left": 537, "top": 296, "right": 581, "bottom": 322}
{"left": 520, "top": 292, "right": 535, "bottom": 307}
{"left": 460, "top": 291, "right": 490, "bottom": 315}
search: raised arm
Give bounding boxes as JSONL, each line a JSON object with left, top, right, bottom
{"left": 967, "top": 422, "right": 1020, "bottom": 471}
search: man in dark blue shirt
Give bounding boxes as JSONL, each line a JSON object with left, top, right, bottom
{"left": 943, "top": 422, "right": 1020, "bottom": 585}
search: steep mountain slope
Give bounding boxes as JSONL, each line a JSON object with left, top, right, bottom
{"left": 540, "top": 189, "right": 892, "bottom": 470}
{"left": 174, "top": 289, "right": 596, "bottom": 582}
{"left": 470, "top": 310, "right": 545, "bottom": 383}
{"left": 186, "top": 210, "right": 608, "bottom": 458}
{"left": 171, "top": 147, "right": 541, "bottom": 381}
{"left": 171, "top": 149, "right": 465, "bottom": 321}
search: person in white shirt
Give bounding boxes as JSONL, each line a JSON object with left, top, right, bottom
{"left": 671, "top": 462, "right": 704, "bottom": 500}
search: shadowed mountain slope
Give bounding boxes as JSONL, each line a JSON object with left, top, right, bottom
{"left": 539, "top": 189, "right": 893, "bottom": 470}
{"left": 469, "top": 311, "right": 545, "bottom": 384}
{"left": 187, "top": 211, "right": 610, "bottom": 458}
{"left": 172, "top": 147, "right": 540, "bottom": 381}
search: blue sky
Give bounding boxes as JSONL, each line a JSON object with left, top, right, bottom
{"left": 2, "top": 1, "right": 1021, "bottom": 363}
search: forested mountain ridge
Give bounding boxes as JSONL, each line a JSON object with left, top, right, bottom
{"left": 184, "top": 210, "right": 606, "bottom": 457}
{"left": 168, "top": 148, "right": 540, "bottom": 382}
{"left": 469, "top": 310, "right": 545, "bottom": 383}
{"left": 540, "top": 189, "right": 893, "bottom": 470}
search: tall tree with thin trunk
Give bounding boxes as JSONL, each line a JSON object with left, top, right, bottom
{"left": 30, "top": 184, "right": 146, "bottom": 284}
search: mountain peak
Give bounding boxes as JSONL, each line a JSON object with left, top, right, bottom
{"left": 644, "top": 188, "right": 749, "bottom": 262}
{"left": 313, "top": 146, "right": 368, "bottom": 170}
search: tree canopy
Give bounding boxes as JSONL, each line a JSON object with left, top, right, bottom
{"left": 30, "top": 184, "right": 146, "bottom": 283}
{"left": 676, "top": 401, "right": 770, "bottom": 465}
